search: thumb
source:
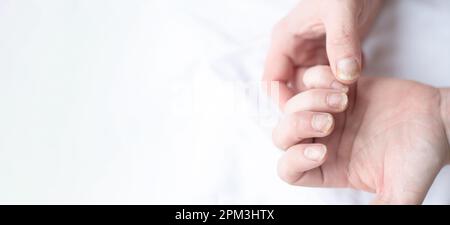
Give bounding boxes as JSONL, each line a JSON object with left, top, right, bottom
{"left": 322, "top": 0, "right": 362, "bottom": 84}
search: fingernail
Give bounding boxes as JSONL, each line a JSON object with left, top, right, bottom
{"left": 330, "top": 81, "right": 349, "bottom": 92}
{"left": 312, "top": 113, "right": 333, "bottom": 133}
{"left": 327, "top": 92, "right": 348, "bottom": 109}
{"left": 304, "top": 145, "right": 326, "bottom": 162}
{"left": 337, "top": 58, "right": 360, "bottom": 81}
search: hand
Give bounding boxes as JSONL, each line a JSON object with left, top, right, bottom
{"left": 272, "top": 66, "right": 450, "bottom": 204}
{"left": 262, "top": 0, "right": 383, "bottom": 108}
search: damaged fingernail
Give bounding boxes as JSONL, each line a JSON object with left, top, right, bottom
{"left": 331, "top": 81, "right": 349, "bottom": 92}
{"left": 337, "top": 58, "right": 360, "bottom": 82}
{"left": 304, "top": 145, "right": 326, "bottom": 162}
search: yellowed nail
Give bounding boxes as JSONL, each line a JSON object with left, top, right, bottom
{"left": 312, "top": 113, "right": 333, "bottom": 133}
{"left": 304, "top": 145, "right": 326, "bottom": 162}
{"left": 327, "top": 93, "right": 348, "bottom": 109}
{"left": 337, "top": 58, "right": 360, "bottom": 81}
{"left": 330, "top": 80, "right": 349, "bottom": 92}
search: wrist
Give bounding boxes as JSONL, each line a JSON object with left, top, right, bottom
{"left": 439, "top": 88, "right": 450, "bottom": 165}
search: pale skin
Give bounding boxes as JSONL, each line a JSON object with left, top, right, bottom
{"left": 272, "top": 66, "right": 450, "bottom": 204}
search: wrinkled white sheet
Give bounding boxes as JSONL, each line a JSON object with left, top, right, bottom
{"left": 0, "top": 0, "right": 449, "bottom": 204}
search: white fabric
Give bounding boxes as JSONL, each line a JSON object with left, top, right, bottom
{"left": 0, "top": 0, "right": 449, "bottom": 204}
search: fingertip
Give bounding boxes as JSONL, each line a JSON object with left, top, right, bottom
{"left": 285, "top": 143, "right": 328, "bottom": 164}
{"left": 301, "top": 65, "right": 349, "bottom": 92}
